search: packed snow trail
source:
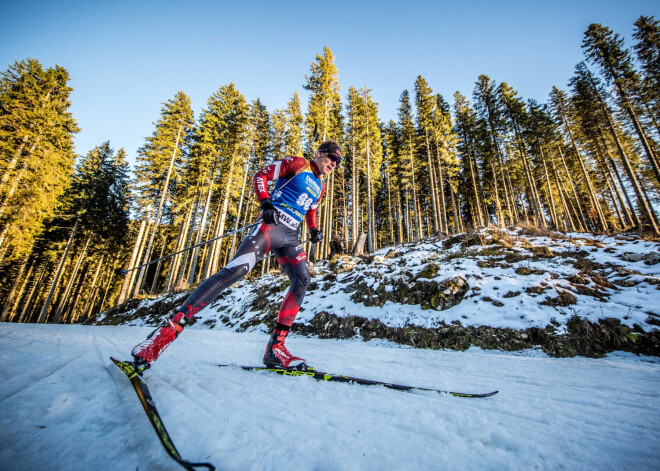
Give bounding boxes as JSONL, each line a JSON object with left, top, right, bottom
{"left": 1, "top": 323, "right": 659, "bottom": 471}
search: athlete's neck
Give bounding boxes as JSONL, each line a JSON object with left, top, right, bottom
{"left": 310, "top": 160, "right": 321, "bottom": 177}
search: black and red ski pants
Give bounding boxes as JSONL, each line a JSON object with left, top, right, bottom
{"left": 174, "top": 222, "right": 310, "bottom": 327}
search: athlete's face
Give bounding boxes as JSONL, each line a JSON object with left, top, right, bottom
{"left": 315, "top": 153, "right": 338, "bottom": 175}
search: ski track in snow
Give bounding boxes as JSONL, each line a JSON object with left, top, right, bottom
{"left": 1, "top": 323, "right": 659, "bottom": 471}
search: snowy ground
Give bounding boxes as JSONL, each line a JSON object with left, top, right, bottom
{"left": 1, "top": 323, "right": 659, "bottom": 471}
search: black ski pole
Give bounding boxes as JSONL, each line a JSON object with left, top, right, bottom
{"left": 115, "top": 222, "right": 260, "bottom": 276}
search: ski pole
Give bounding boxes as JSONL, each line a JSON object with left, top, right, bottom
{"left": 115, "top": 222, "right": 260, "bottom": 276}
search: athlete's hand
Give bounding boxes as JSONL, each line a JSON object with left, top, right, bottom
{"left": 309, "top": 228, "right": 323, "bottom": 243}
{"left": 260, "top": 198, "right": 279, "bottom": 225}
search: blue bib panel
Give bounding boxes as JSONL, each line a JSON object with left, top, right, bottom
{"left": 271, "top": 164, "right": 323, "bottom": 228}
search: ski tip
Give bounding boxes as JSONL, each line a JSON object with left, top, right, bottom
{"left": 449, "top": 390, "right": 499, "bottom": 398}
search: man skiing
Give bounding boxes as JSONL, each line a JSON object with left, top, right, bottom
{"left": 130, "top": 140, "right": 342, "bottom": 372}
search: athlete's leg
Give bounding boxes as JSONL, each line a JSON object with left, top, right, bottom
{"left": 263, "top": 243, "right": 310, "bottom": 368}
{"left": 132, "top": 224, "right": 273, "bottom": 367}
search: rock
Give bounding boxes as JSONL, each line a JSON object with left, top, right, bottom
{"left": 349, "top": 275, "right": 469, "bottom": 311}
{"left": 620, "top": 252, "right": 645, "bottom": 262}
{"left": 645, "top": 251, "right": 660, "bottom": 265}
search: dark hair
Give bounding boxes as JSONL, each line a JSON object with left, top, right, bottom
{"left": 318, "top": 139, "right": 341, "bottom": 158}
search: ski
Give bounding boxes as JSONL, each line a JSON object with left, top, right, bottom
{"left": 218, "top": 364, "right": 498, "bottom": 398}
{"left": 110, "top": 358, "right": 215, "bottom": 471}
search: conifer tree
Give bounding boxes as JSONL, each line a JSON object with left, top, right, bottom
{"left": 550, "top": 86, "right": 609, "bottom": 231}
{"left": 398, "top": 90, "right": 423, "bottom": 240}
{"left": 433, "top": 94, "right": 461, "bottom": 233}
{"left": 414, "top": 76, "right": 440, "bottom": 233}
{"left": 195, "top": 84, "right": 249, "bottom": 278}
{"left": 454, "top": 92, "right": 486, "bottom": 227}
{"left": 36, "top": 142, "right": 130, "bottom": 323}
{"left": 285, "top": 92, "right": 304, "bottom": 156}
{"left": 130, "top": 92, "right": 194, "bottom": 296}
{"left": 583, "top": 23, "right": 660, "bottom": 185}
{"left": 304, "top": 47, "right": 342, "bottom": 141}
{"left": 499, "top": 82, "right": 546, "bottom": 226}
{"left": 633, "top": 16, "right": 660, "bottom": 136}
{"left": 572, "top": 62, "right": 660, "bottom": 233}
{"left": 0, "top": 59, "right": 78, "bottom": 262}
{"left": 473, "top": 75, "right": 510, "bottom": 226}
{"left": 304, "top": 47, "right": 343, "bottom": 257}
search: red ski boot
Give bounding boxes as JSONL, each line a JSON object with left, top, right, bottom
{"left": 131, "top": 312, "right": 186, "bottom": 371}
{"left": 263, "top": 326, "right": 305, "bottom": 369}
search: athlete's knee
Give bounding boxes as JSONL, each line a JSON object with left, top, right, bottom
{"left": 291, "top": 269, "right": 310, "bottom": 298}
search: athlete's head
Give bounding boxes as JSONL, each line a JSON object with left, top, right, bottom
{"left": 315, "top": 140, "right": 341, "bottom": 175}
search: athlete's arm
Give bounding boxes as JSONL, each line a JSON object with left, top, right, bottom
{"left": 304, "top": 182, "right": 326, "bottom": 229}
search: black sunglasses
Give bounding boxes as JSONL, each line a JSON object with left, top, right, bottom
{"left": 327, "top": 153, "right": 341, "bottom": 165}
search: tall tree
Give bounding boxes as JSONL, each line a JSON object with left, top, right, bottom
{"left": 0, "top": 59, "right": 78, "bottom": 262}
{"left": 414, "top": 76, "right": 441, "bottom": 233}
{"left": 131, "top": 92, "right": 194, "bottom": 296}
{"left": 37, "top": 142, "right": 130, "bottom": 323}
{"left": 633, "top": 15, "right": 660, "bottom": 137}
{"left": 583, "top": 23, "right": 660, "bottom": 185}
{"left": 454, "top": 92, "right": 486, "bottom": 227}
{"left": 304, "top": 47, "right": 343, "bottom": 258}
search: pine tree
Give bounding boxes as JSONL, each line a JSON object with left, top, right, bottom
{"left": 304, "top": 47, "right": 343, "bottom": 258}
{"left": 433, "top": 94, "right": 461, "bottom": 233}
{"left": 304, "top": 47, "right": 342, "bottom": 142}
{"left": 572, "top": 62, "right": 659, "bottom": 233}
{"left": 196, "top": 84, "right": 249, "bottom": 278}
{"left": 414, "top": 76, "right": 441, "bottom": 233}
{"left": 130, "top": 92, "right": 194, "bottom": 296}
{"left": 633, "top": 16, "right": 660, "bottom": 137}
{"left": 583, "top": 23, "right": 660, "bottom": 185}
{"left": 36, "top": 142, "right": 131, "bottom": 323}
{"left": 454, "top": 92, "right": 486, "bottom": 228}
{"left": 500, "top": 82, "right": 546, "bottom": 226}
{"left": 285, "top": 92, "right": 304, "bottom": 156}
{"left": 473, "top": 75, "right": 510, "bottom": 226}
{"left": 398, "top": 90, "right": 423, "bottom": 240}
{"left": 0, "top": 59, "right": 78, "bottom": 262}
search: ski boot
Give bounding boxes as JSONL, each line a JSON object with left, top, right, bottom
{"left": 263, "top": 325, "right": 306, "bottom": 370}
{"left": 131, "top": 311, "right": 186, "bottom": 372}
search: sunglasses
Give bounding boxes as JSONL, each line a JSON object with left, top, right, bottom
{"left": 327, "top": 153, "right": 341, "bottom": 165}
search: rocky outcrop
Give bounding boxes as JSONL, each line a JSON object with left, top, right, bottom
{"left": 348, "top": 272, "right": 469, "bottom": 311}
{"left": 296, "top": 312, "right": 660, "bottom": 358}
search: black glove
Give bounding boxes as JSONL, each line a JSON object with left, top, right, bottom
{"left": 309, "top": 228, "right": 323, "bottom": 243}
{"left": 260, "top": 198, "right": 279, "bottom": 225}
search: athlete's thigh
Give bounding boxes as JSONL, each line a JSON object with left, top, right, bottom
{"left": 279, "top": 243, "right": 308, "bottom": 279}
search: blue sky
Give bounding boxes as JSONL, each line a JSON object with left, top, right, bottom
{"left": 1, "top": 0, "right": 657, "bottom": 166}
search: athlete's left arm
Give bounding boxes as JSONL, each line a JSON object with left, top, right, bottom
{"left": 304, "top": 181, "right": 326, "bottom": 229}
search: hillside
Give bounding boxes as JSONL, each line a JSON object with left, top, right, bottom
{"left": 90, "top": 226, "right": 660, "bottom": 358}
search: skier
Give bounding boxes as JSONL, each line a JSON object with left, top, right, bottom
{"left": 130, "top": 140, "right": 342, "bottom": 372}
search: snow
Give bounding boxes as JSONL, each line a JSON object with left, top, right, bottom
{"left": 2, "top": 323, "right": 659, "bottom": 470}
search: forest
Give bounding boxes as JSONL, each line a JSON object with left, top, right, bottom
{"left": 0, "top": 17, "right": 659, "bottom": 325}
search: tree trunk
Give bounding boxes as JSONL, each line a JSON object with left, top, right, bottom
{"left": 52, "top": 233, "right": 91, "bottom": 324}
{"left": 556, "top": 104, "right": 608, "bottom": 231}
{"left": 189, "top": 175, "right": 215, "bottom": 285}
{"left": 540, "top": 149, "right": 558, "bottom": 229}
{"left": 37, "top": 221, "right": 79, "bottom": 323}
{"left": 133, "top": 122, "right": 184, "bottom": 294}
{"left": 425, "top": 130, "right": 439, "bottom": 233}
{"left": 117, "top": 218, "right": 147, "bottom": 305}
{"left": 557, "top": 146, "right": 588, "bottom": 231}
{"left": 81, "top": 255, "right": 104, "bottom": 320}
{"left": 208, "top": 152, "right": 238, "bottom": 276}
{"left": 599, "top": 88, "right": 659, "bottom": 233}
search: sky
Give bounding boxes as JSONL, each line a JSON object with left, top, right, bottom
{"left": 1, "top": 0, "right": 658, "bottom": 167}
